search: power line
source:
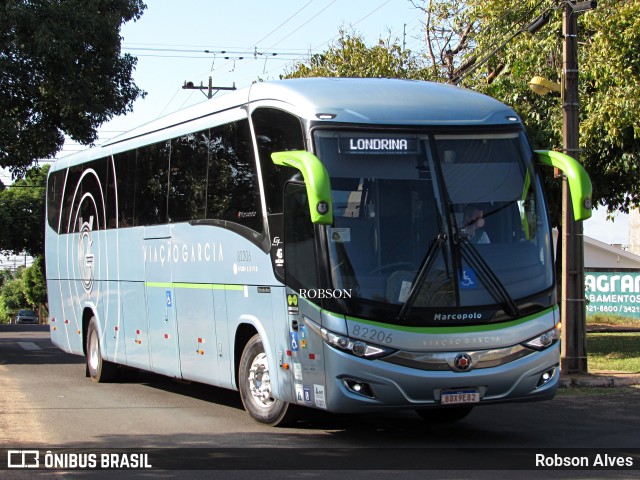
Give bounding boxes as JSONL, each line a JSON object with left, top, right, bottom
{"left": 265, "top": 0, "right": 338, "bottom": 50}
{"left": 251, "top": 0, "right": 316, "bottom": 47}
{"left": 452, "top": 0, "right": 552, "bottom": 84}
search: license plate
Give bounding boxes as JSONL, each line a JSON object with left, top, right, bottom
{"left": 440, "top": 388, "right": 480, "bottom": 405}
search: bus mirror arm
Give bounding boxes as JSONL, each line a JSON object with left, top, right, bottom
{"left": 271, "top": 150, "right": 334, "bottom": 225}
{"left": 534, "top": 150, "right": 593, "bottom": 222}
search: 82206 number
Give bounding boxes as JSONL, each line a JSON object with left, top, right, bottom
{"left": 351, "top": 325, "right": 393, "bottom": 344}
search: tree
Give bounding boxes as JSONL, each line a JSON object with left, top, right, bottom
{"left": 0, "top": 263, "right": 46, "bottom": 323}
{"left": 284, "top": 29, "right": 427, "bottom": 80}
{"left": 0, "top": 268, "right": 28, "bottom": 315}
{"left": 1, "top": 0, "right": 147, "bottom": 178}
{"left": 0, "top": 164, "right": 48, "bottom": 257}
{"left": 452, "top": 0, "right": 640, "bottom": 215}
{"left": 409, "top": 0, "right": 475, "bottom": 82}
{"left": 22, "top": 256, "right": 47, "bottom": 311}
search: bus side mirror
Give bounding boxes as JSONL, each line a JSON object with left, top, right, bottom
{"left": 271, "top": 150, "right": 333, "bottom": 225}
{"left": 535, "top": 150, "right": 592, "bottom": 221}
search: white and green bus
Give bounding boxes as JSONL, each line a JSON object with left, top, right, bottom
{"left": 45, "top": 78, "right": 591, "bottom": 425}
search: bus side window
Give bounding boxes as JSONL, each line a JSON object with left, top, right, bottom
{"left": 252, "top": 108, "right": 304, "bottom": 215}
{"left": 46, "top": 169, "right": 66, "bottom": 233}
{"left": 207, "top": 120, "right": 264, "bottom": 233}
{"left": 136, "top": 141, "right": 170, "bottom": 226}
{"left": 284, "top": 183, "right": 318, "bottom": 291}
{"left": 168, "top": 129, "right": 210, "bottom": 223}
{"left": 114, "top": 150, "right": 138, "bottom": 227}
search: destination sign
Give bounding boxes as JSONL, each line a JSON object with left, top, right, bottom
{"left": 339, "top": 136, "right": 418, "bottom": 154}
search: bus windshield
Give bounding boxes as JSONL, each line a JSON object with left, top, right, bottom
{"left": 313, "top": 129, "right": 554, "bottom": 325}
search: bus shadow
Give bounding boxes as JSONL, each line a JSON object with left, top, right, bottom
{"left": 115, "top": 366, "right": 246, "bottom": 412}
{"left": 111, "top": 367, "right": 519, "bottom": 444}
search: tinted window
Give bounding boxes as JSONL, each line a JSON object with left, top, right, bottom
{"left": 113, "top": 150, "right": 138, "bottom": 227}
{"left": 46, "top": 169, "right": 66, "bottom": 232}
{"left": 53, "top": 120, "right": 264, "bottom": 234}
{"left": 136, "top": 141, "right": 170, "bottom": 226}
{"left": 81, "top": 157, "right": 111, "bottom": 231}
{"left": 206, "top": 120, "right": 263, "bottom": 232}
{"left": 252, "top": 108, "right": 304, "bottom": 214}
{"left": 60, "top": 165, "right": 82, "bottom": 233}
{"left": 169, "top": 130, "right": 210, "bottom": 223}
{"left": 54, "top": 157, "right": 115, "bottom": 233}
{"left": 284, "top": 183, "right": 318, "bottom": 290}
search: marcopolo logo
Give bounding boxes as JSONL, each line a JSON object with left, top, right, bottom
{"left": 298, "top": 289, "right": 352, "bottom": 299}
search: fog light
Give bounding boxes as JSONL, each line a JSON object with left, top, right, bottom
{"left": 343, "top": 378, "right": 375, "bottom": 398}
{"left": 536, "top": 368, "right": 556, "bottom": 388}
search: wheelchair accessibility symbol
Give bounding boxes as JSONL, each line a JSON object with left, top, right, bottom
{"left": 290, "top": 332, "right": 299, "bottom": 351}
{"left": 460, "top": 268, "right": 477, "bottom": 289}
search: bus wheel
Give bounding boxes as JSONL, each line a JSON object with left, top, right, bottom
{"left": 239, "top": 334, "right": 295, "bottom": 426}
{"left": 86, "top": 316, "right": 117, "bottom": 383}
{"left": 415, "top": 406, "right": 474, "bottom": 423}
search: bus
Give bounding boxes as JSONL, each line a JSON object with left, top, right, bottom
{"left": 45, "top": 78, "right": 592, "bottom": 426}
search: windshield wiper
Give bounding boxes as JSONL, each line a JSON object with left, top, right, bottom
{"left": 396, "top": 233, "right": 448, "bottom": 322}
{"left": 459, "top": 240, "right": 521, "bottom": 318}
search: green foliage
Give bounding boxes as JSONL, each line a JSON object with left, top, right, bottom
{"left": 22, "top": 256, "right": 47, "bottom": 308}
{"left": 0, "top": 0, "right": 147, "bottom": 177}
{"left": 0, "top": 164, "right": 49, "bottom": 257}
{"left": 0, "top": 268, "right": 28, "bottom": 313}
{"left": 285, "top": 29, "right": 429, "bottom": 80}
{"left": 0, "top": 260, "right": 47, "bottom": 323}
{"left": 459, "top": 0, "right": 640, "bottom": 215}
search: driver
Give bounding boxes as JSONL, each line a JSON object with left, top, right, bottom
{"left": 463, "top": 205, "right": 490, "bottom": 244}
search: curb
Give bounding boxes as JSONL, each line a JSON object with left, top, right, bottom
{"left": 559, "top": 373, "right": 640, "bottom": 388}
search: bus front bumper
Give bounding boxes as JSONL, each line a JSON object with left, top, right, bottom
{"left": 320, "top": 342, "right": 560, "bottom": 413}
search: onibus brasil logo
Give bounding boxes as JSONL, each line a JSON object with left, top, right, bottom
{"left": 78, "top": 216, "right": 95, "bottom": 295}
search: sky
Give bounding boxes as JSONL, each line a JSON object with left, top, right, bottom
{"left": 1, "top": 0, "right": 630, "bottom": 247}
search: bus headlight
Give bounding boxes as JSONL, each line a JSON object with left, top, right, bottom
{"left": 522, "top": 324, "right": 561, "bottom": 351}
{"left": 307, "top": 320, "right": 395, "bottom": 359}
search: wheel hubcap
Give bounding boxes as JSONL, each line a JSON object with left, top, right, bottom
{"left": 247, "top": 352, "right": 274, "bottom": 407}
{"left": 88, "top": 330, "right": 99, "bottom": 372}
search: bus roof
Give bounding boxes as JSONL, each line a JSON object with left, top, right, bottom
{"left": 248, "top": 78, "right": 519, "bottom": 126}
{"left": 52, "top": 78, "right": 520, "bottom": 169}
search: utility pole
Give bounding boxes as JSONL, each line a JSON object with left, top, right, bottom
{"left": 182, "top": 76, "right": 236, "bottom": 99}
{"left": 561, "top": 1, "right": 596, "bottom": 374}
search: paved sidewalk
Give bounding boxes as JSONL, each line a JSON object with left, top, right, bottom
{"left": 559, "top": 371, "right": 640, "bottom": 388}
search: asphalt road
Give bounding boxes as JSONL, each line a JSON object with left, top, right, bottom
{"left": 1, "top": 324, "right": 639, "bottom": 479}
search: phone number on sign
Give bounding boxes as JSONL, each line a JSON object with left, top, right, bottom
{"left": 587, "top": 305, "right": 640, "bottom": 314}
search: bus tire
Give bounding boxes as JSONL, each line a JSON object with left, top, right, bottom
{"left": 238, "top": 334, "right": 295, "bottom": 426}
{"left": 86, "top": 316, "right": 117, "bottom": 383}
{"left": 415, "top": 406, "right": 474, "bottom": 423}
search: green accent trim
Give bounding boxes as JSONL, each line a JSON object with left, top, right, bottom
{"left": 145, "top": 282, "right": 244, "bottom": 291}
{"left": 343, "top": 306, "right": 558, "bottom": 335}
{"left": 271, "top": 150, "right": 333, "bottom": 225}
{"left": 535, "top": 150, "right": 592, "bottom": 221}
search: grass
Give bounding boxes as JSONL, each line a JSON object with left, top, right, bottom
{"left": 587, "top": 333, "right": 640, "bottom": 373}
{"left": 587, "top": 313, "right": 640, "bottom": 373}
{"left": 587, "top": 313, "right": 640, "bottom": 328}
{"left": 583, "top": 315, "right": 640, "bottom": 373}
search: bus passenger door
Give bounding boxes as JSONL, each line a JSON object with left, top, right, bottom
{"left": 173, "top": 283, "right": 221, "bottom": 386}
{"left": 144, "top": 228, "right": 181, "bottom": 378}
